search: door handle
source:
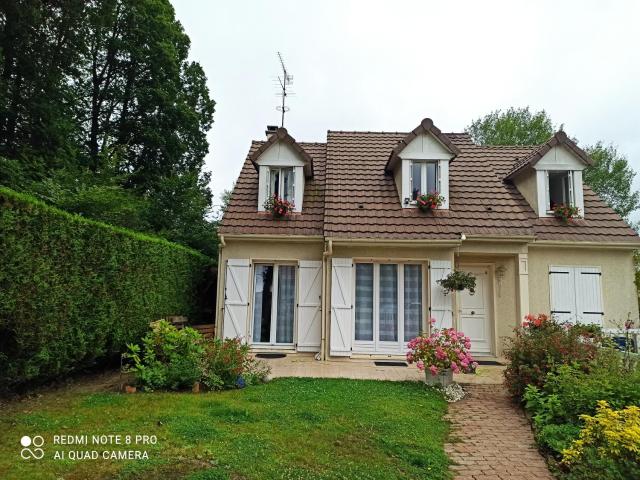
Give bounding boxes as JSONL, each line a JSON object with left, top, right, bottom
{"left": 471, "top": 311, "right": 475, "bottom": 315}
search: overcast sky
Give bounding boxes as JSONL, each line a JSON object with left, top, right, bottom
{"left": 172, "top": 0, "right": 640, "bottom": 217}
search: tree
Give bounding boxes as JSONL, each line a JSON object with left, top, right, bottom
{"left": 466, "top": 107, "right": 555, "bottom": 146}
{"left": 583, "top": 143, "right": 640, "bottom": 224}
{"left": 0, "top": 1, "right": 218, "bottom": 256}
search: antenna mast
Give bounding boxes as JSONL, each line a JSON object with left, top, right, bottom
{"left": 276, "top": 52, "right": 293, "bottom": 127}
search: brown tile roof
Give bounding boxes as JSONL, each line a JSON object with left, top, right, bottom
{"left": 385, "top": 118, "right": 461, "bottom": 172}
{"left": 220, "top": 129, "right": 640, "bottom": 244}
{"left": 504, "top": 131, "right": 592, "bottom": 180}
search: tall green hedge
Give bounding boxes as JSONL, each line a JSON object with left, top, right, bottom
{"left": 0, "top": 187, "right": 213, "bottom": 390}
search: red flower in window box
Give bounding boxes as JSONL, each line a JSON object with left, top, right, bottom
{"left": 552, "top": 203, "right": 580, "bottom": 222}
{"left": 416, "top": 191, "right": 445, "bottom": 212}
{"left": 263, "top": 194, "right": 294, "bottom": 219}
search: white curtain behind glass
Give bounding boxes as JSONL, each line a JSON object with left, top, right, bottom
{"left": 355, "top": 263, "right": 374, "bottom": 341}
{"left": 379, "top": 264, "right": 398, "bottom": 342}
{"left": 404, "top": 265, "right": 422, "bottom": 341}
{"left": 276, "top": 266, "right": 295, "bottom": 343}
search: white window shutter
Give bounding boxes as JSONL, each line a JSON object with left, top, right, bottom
{"left": 401, "top": 159, "right": 411, "bottom": 208}
{"left": 294, "top": 166, "right": 304, "bottom": 212}
{"left": 549, "top": 266, "right": 576, "bottom": 324}
{"left": 535, "top": 170, "right": 549, "bottom": 216}
{"left": 330, "top": 258, "right": 353, "bottom": 356}
{"left": 430, "top": 260, "right": 453, "bottom": 329}
{"left": 438, "top": 160, "right": 449, "bottom": 209}
{"left": 297, "top": 260, "right": 322, "bottom": 352}
{"left": 257, "top": 167, "right": 269, "bottom": 211}
{"left": 573, "top": 170, "right": 585, "bottom": 217}
{"left": 575, "top": 267, "right": 603, "bottom": 325}
{"left": 223, "top": 259, "right": 251, "bottom": 340}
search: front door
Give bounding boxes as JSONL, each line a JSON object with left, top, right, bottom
{"left": 458, "top": 265, "right": 493, "bottom": 355}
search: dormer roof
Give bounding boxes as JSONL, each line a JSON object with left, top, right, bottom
{"left": 504, "top": 131, "right": 592, "bottom": 180}
{"left": 248, "top": 127, "right": 314, "bottom": 178}
{"left": 385, "top": 118, "right": 461, "bottom": 173}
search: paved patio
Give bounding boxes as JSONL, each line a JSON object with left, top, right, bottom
{"left": 263, "top": 355, "right": 552, "bottom": 480}
{"left": 263, "top": 354, "right": 506, "bottom": 384}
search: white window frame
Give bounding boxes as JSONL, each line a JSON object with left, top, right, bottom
{"left": 545, "top": 170, "right": 575, "bottom": 214}
{"left": 352, "top": 261, "right": 426, "bottom": 355}
{"left": 409, "top": 160, "right": 439, "bottom": 203}
{"left": 267, "top": 167, "right": 295, "bottom": 202}
{"left": 250, "top": 262, "right": 297, "bottom": 348}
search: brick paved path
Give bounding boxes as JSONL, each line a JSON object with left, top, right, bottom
{"left": 445, "top": 384, "right": 554, "bottom": 480}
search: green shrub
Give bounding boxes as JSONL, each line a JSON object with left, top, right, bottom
{"left": 0, "top": 187, "right": 213, "bottom": 390}
{"left": 201, "top": 337, "right": 271, "bottom": 390}
{"left": 124, "top": 322, "right": 271, "bottom": 392}
{"left": 503, "top": 314, "right": 606, "bottom": 399}
{"left": 124, "top": 320, "right": 205, "bottom": 391}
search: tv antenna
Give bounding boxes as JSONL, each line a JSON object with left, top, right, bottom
{"left": 275, "top": 52, "right": 293, "bottom": 127}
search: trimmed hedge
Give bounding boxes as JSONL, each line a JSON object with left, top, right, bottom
{"left": 0, "top": 187, "right": 213, "bottom": 390}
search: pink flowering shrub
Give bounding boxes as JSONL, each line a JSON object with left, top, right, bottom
{"left": 406, "top": 318, "right": 478, "bottom": 375}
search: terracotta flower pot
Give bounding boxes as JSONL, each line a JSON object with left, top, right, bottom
{"left": 424, "top": 368, "right": 453, "bottom": 387}
{"left": 124, "top": 385, "right": 136, "bottom": 394}
{"left": 192, "top": 382, "right": 200, "bottom": 393}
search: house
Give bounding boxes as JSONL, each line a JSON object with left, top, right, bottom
{"left": 216, "top": 118, "right": 640, "bottom": 360}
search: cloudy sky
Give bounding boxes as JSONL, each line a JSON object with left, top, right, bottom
{"left": 172, "top": 0, "right": 640, "bottom": 216}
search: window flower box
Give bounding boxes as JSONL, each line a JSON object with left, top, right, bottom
{"left": 552, "top": 203, "right": 581, "bottom": 222}
{"left": 263, "top": 194, "right": 294, "bottom": 219}
{"left": 416, "top": 191, "right": 445, "bottom": 212}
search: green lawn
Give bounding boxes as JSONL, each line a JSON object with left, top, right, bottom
{"left": 0, "top": 377, "right": 450, "bottom": 480}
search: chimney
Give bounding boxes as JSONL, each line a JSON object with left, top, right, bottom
{"left": 265, "top": 125, "right": 278, "bottom": 138}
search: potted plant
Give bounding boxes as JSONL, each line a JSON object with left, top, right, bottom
{"left": 437, "top": 270, "right": 476, "bottom": 295}
{"left": 416, "top": 191, "right": 445, "bottom": 212}
{"left": 263, "top": 194, "right": 294, "bottom": 219}
{"left": 406, "top": 319, "right": 478, "bottom": 386}
{"left": 552, "top": 203, "right": 580, "bottom": 222}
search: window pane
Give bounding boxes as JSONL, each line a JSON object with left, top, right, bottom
{"left": 426, "top": 162, "right": 437, "bottom": 193}
{"left": 404, "top": 265, "right": 422, "bottom": 341}
{"left": 269, "top": 169, "right": 280, "bottom": 198}
{"left": 411, "top": 163, "right": 422, "bottom": 200}
{"left": 283, "top": 168, "right": 295, "bottom": 202}
{"left": 379, "top": 264, "right": 398, "bottom": 342}
{"left": 252, "top": 265, "right": 273, "bottom": 343}
{"left": 276, "top": 266, "right": 295, "bottom": 343}
{"left": 355, "top": 264, "right": 374, "bottom": 341}
{"left": 549, "top": 171, "right": 570, "bottom": 209}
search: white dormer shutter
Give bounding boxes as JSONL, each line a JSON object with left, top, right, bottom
{"left": 294, "top": 166, "right": 304, "bottom": 212}
{"left": 572, "top": 170, "right": 585, "bottom": 217}
{"left": 430, "top": 260, "right": 453, "bottom": 329}
{"left": 438, "top": 160, "right": 449, "bottom": 209}
{"left": 257, "top": 166, "right": 269, "bottom": 211}
{"left": 401, "top": 159, "right": 411, "bottom": 208}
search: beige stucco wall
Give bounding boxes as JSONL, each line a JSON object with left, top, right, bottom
{"left": 512, "top": 169, "right": 539, "bottom": 215}
{"left": 528, "top": 246, "right": 639, "bottom": 328}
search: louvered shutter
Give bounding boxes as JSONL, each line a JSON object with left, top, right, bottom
{"left": 575, "top": 267, "right": 603, "bottom": 325}
{"left": 297, "top": 261, "right": 322, "bottom": 352}
{"left": 223, "top": 259, "right": 251, "bottom": 340}
{"left": 549, "top": 266, "right": 576, "bottom": 324}
{"left": 430, "top": 260, "right": 453, "bottom": 329}
{"left": 330, "top": 258, "right": 353, "bottom": 356}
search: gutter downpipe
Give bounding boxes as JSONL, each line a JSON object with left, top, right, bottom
{"left": 216, "top": 235, "right": 226, "bottom": 339}
{"left": 320, "top": 239, "right": 333, "bottom": 361}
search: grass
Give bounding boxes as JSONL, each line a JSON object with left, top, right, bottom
{"left": 0, "top": 377, "right": 450, "bottom": 480}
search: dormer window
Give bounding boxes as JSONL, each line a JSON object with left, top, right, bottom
{"left": 268, "top": 167, "right": 295, "bottom": 202}
{"left": 547, "top": 171, "right": 574, "bottom": 211}
{"left": 410, "top": 161, "right": 438, "bottom": 201}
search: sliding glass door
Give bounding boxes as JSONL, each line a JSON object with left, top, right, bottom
{"left": 252, "top": 264, "right": 296, "bottom": 346}
{"left": 354, "top": 263, "right": 423, "bottom": 354}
